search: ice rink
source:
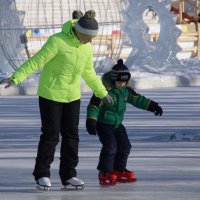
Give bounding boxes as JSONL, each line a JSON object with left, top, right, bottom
{"left": 0, "top": 87, "right": 200, "bottom": 200}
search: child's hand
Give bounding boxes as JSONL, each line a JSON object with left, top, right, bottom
{"left": 148, "top": 101, "right": 163, "bottom": 116}
{"left": 86, "top": 118, "right": 97, "bottom": 135}
{"left": 154, "top": 105, "right": 163, "bottom": 116}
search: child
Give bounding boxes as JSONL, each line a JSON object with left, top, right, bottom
{"left": 86, "top": 59, "right": 163, "bottom": 185}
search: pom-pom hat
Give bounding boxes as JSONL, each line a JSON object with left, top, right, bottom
{"left": 110, "top": 59, "right": 131, "bottom": 82}
{"left": 75, "top": 10, "right": 98, "bottom": 37}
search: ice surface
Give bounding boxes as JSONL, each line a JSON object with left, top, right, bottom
{"left": 0, "top": 88, "right": 200, "bottom": 200}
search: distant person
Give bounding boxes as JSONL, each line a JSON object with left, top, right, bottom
{"left": 0, "top": 10, "right": 113, "bottom": 190}
{"left": 146, "top": 6, "right": 157, "bottom": 19}
{"left": 72, "top": 10, "right": 83, "bottom": 19}
{"left": 86, "top": 59, "right": 163, "bottom": 185}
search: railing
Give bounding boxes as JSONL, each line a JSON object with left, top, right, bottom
{"left": 25, "top": 32, "right": 124, "bottom": 61}
{"left": 172, "top": 0, "right": 199, "bottom": 23}
{"left": 24, "top": 28, "right": 200, "bottom": 60}
{"left": 94, "top": 30, "right": 200, "bottom": 58}
{"left": 152, "top": 28, "right": 200, "bottom": 57}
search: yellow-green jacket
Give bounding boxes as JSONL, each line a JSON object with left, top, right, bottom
{"left": 11, "top": 20, "right": 107, "bottom": 102}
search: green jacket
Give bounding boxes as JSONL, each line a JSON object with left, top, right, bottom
{"left": 87, "top": 72, "right": 155, "bottom": 128}
{"left": 11, "top": 20, "right": 107, "bottom": 102}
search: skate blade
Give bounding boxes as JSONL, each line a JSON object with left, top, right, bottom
{"left": 99, "top": 181, "right": 116, "bottom": 186}
{"left": 36, "top": 184, "right": 50, "bottom": 191}
{"left": 117, "top": 178, "right": 137, "bottom": 183}
{"left": 61, "top": 184, "right": 84, "bottom": 191}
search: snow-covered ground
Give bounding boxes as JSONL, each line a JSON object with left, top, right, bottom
{"left": 0, "top": 88, "right": 200, "bottom": 200}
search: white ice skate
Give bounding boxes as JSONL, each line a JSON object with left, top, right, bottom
{"left": 62, "top": 177, "right": 84, "bottom": 190}
{"left": 36, "top": 177, "right": 51, "bottom": 191}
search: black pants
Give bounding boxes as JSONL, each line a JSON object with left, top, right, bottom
{"left": 97, "top": 123, "right": 132, "bottom": 172}
{"left": 33, "top": 97, "right": 80, "bottom": 183}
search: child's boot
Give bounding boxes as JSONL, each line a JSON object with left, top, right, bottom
{"left": 98, "top": 171, "right": 117, "bottom": 185}
{"left": 113, "top": 169, "right": 137, "bottom": 182}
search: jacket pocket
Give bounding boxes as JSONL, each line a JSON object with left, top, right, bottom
{"left": 42, "top": 73, "right": 71, "bottom": 90}
{"left": 103, "top": 111, "right": 116, "bottom": 125}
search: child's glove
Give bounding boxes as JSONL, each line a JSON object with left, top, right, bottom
{"left": 153, "top": 104, "right": 163, "bottom": 116}
{"left": 148, "top": 101, "right": 163, "bottom": 116}
{"left": 86, "top": 118, "right": 97, "bottom": 135}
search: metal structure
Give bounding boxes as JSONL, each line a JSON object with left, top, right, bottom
{"left": 0, "top": 0, "right": 193, "bottom": 73}
{"left": 0, "top": 0, "right": 123, "bottom": 72}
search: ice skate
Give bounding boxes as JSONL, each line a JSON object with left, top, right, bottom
{"left": 62, "top": 177, "right": 84, "bottom": 190}
{"left": 113, "top": 169, "right": 137, "bottom": 183}
{"left": 99, "top": 172, "right": 117, "bottom": 185}
{"left": 36, "top": 177, "right": 51, "bottom": 191}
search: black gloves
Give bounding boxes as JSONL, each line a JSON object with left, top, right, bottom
{"left": 86, "top": 118, "right": 97, "bottom": 135}
{"left": 148, "top": 101, "right": 163, "bottom": 116}
{"left": 154, "top": 104, "right": 163, "bottom": 116}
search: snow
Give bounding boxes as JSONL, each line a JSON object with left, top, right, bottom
{"left": 0, "top": 89, "right": 200, "bottom": 200}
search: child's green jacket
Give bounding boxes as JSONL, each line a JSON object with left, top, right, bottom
{"left": 87, "top": 72, "right": 156, "bottom": 128}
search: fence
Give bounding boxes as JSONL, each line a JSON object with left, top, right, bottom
{"left": 24, "top": 26, "right": 200, "bottom": 60}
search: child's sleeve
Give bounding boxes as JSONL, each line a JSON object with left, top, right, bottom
{"left": 126, "top": 87, "right": 163, "bottom": 115}
{"left": 11, "top": 36, "right": 58, "bottom": 85}
{"left": 87, "top": 94, "right": 102, "bottom": 121}
{"left": 126, "top": 87, "right": 152, "bottom": 110}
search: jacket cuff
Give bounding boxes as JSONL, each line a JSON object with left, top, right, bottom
{"left": 86, "top": 118, "right": 97, "bottom": 126}
{"left": 11, "top": 76, "right": 18, "bottom": 85}
{"left": 147, "top": 101, "right": 158, "bottom": 112}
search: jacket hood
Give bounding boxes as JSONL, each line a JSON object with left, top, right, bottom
{"left": 102, "top": 72, "right": 113, "bottom": 91}
{"left": 102, "top": 71, "right": 131, "bottom": 91}
{"left": 62, "top": 19, "right": 77, "bottom": 34}
{"left": 61, "top": 19, "right": 82, "bottom": 46}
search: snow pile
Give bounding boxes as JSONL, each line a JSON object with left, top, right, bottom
{"left": 141, "top": 132, "right": 200, "bottom": 142}
{"left": 1, "top": 58, "right": 200, "bottom": 93}
{"left": 169, "top": 132, "right": 200, "bottom": 142}
{"left": 129, "top": 58, "right": 200, "bottom": 89}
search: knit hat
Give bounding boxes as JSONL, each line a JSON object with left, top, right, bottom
{"left": 110, "top": 59, "right": 131, "bottom": 82}
{"left": 75, "top": 10, "right": 98, "bottom": 37}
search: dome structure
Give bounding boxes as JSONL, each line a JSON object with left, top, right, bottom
{"left": 0, "top": 0, "right": 123, "bottom": 72}
{"left": 0, "top": 0, "right": 183, "bottom": 74}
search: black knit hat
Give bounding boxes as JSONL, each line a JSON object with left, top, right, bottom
{"left": 110, "top": 59, "right": 131, "bottom": 82}
{"left": 75, "top": 10, "right": 98, "bottom": 37}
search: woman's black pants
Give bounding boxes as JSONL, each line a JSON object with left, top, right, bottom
{"left": 33, "top": 97, "right": 80, "bottom": 184}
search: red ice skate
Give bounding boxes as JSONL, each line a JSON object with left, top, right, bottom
{"left": 113, "top": 169, "right": 137, "bottom": 182}
{"left": 99, "top": 172, "right": 117, "bottom": 185}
